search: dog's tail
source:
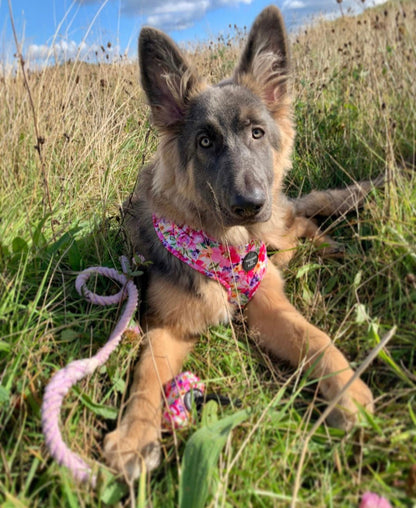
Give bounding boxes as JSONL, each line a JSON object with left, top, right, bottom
{"left": 292, "top": 175, "right": 384, "bottom": 218}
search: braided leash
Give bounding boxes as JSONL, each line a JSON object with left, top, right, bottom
{"left": 41, "top": 258, "right": 138, "bottom": 486}
{"left": 41, "top": 259, "right": 239, "bottom": 485}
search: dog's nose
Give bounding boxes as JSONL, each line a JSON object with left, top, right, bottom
{"left": 231, "top": 189, "right": 266, "bottom": 218}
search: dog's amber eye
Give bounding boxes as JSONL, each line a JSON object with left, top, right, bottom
{"left": 199, "top": 136, "right": 212, "bottom": 148}
{"left": 252, "top": 128, "right": 265, "bottom": 139}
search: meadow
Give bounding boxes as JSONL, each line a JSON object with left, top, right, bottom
{"left": 0, "top": 1, "right": 415, "bottom": 506}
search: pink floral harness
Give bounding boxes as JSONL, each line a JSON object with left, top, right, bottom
{"left": 153, "top": 215, "right": 268, "bottom": 308}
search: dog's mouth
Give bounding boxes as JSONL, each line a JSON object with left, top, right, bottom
{"left": 217, "top": 200, "right": 272, "bottom": 227}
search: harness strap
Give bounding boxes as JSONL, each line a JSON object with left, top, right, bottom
{"left": 153, "top": 215, "right": 267, "bottom": 307}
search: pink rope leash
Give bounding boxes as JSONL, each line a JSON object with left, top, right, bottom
{"left": 41, "top": 258, "right": 138, "bottom": 486}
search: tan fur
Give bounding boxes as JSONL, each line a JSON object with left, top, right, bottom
{"left": 146, "top": 274, "right": 232, "bottom": 334}
{"left": 104, "top": 6, "right": 375, "bottom": 480}
{"left": 104, "top": 325, "right": 196, "bottom": 478}
{"left": 245, "top": 262, "right": 373, "bottom": 429}
{"left": 258, "top": 198, "right": 344, "bottom": 268}
{"left": 294, "top": 177, "right": 384, "bottom": 217}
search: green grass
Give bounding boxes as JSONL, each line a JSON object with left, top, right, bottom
{"left": 1, "top": 1, "right": 415, "bottom": 506}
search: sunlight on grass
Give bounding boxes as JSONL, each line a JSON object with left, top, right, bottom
{"left": 1, "top": 1, "right": 415, "bottom": 506}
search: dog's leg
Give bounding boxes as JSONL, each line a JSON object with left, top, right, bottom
{"left": 293, "top": 177, "right": 384, "bottom": 218}
{"left": 270, "top": 215, "right": 344, "bottom": 268}
{"left": 104, "top": 327, "right": 195, "bottom": 479}
{"left": 268, "top": 179, "right": 383, "bottom": 268}
{"left": 291, "top": 215, "right": 345, "bottom": 258}
{"left": 245, "top": 262, "right": 373, "bottom": 430}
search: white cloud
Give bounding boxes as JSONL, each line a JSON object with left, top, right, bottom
{"left": 26, "top": 39, "right": 123, "bottom": 66}
{"left": 77, "top": 0, "right": 254, "bottom": 31}
{"left": 283, "top": 1, "right": 306, "bottom": 9}
{"left": 72, "top": 0, "right": 390, "bottom": 36}
{"left": 126, "top": 0, "right": 256, "bottom": 31}
{"left": 145, "top": 1, "right": 210, "bottom": 31}
{"left": 281, "top": 0, "right": 389, "bottom": 28}
{"left": 74, "top": 0, "right": 389, "bottom": 33}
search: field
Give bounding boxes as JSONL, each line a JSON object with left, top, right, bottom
{"left": 1, "top": 1, "right": 415, "bottom": 506}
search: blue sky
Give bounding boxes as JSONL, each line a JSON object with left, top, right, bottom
{"left": 1, "top": 0, "right": 387, "bottom": 66}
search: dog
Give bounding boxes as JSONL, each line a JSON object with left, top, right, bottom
{"left": 104, "top": 5, "right": 375, "bottom": 479}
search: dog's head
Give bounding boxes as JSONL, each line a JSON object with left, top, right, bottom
{"left": 139, "top": 6, "right": 293, "bottom": 230}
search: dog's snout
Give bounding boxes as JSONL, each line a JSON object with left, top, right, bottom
{"left": 231, "top": 189, "right": 266, "bottom": 219}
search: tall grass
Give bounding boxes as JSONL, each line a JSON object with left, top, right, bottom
{"left": 1, "top": 1, "right": 415, "bottom": 506}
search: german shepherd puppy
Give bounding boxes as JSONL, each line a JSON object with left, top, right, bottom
{"left": 104, "top": 5, "right": 374, "bottom": 479}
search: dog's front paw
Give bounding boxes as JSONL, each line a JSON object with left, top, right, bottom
{"left": 326, "top": 378, "right": 374, "bottom": 431}
{"left": 104, "top": 423, "right": 161, "bottom": 480}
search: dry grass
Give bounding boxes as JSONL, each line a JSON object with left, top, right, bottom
{"left": 0, "top": 1, "right": 415, "bottom": 507}
{"left": 1, "top": 59, "right": 154, "bottom": 242}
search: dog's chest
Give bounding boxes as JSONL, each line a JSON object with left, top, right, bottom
{"left": 153, "top": 215, "right": 267, "bottom": 309}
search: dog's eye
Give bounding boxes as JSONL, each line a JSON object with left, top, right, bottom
{"left": 199, "top": 136, "right": 212, "bottom": 149}
{"left": 252, "top": 128, "right": 265, "bottom": 139}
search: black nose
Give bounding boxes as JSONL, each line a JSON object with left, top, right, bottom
{"left": 231, "top": 189, "right": 266, "bottom": 219}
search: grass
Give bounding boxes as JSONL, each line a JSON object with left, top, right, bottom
{"left": 1, "top": 1, "right": 415, "bottom": 506}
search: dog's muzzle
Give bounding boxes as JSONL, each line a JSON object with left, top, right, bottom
{"left": 230, "top": 188, "right": 266, "bottom": 220}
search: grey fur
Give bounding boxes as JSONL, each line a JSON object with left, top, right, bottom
{"left": 124, "top": 6, "right": 290, "bottom": 300}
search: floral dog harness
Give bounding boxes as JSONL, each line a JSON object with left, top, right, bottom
{"left": 153, "top": 214, "right": 267, "bottom": 308}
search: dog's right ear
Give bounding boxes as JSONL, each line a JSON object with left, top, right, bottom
{"left": 139, "top": 28, "right": 203, "bottom": 131}
{"left": 233, "top": 6, "right": 290, "bottom": 113}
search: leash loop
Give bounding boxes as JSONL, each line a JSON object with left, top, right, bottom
{"left": 41, "top": 258, "right": 139, "bottom": 485}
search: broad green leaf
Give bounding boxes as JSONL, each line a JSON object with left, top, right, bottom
{"left": 355, "top": 303, "right": 369, "bottom": 324}
{"left": 68, "top": 240, "right": 82, "bottom": 271}
{"left": 179, "top": 409, "right": 250, "bottom": 508}
{"left": 99, "top": 478, "right": 128, "bottom": 505}
{"left": 78, "top": 392, "right": 118, "bottom": 420}
{"left": 353, "top": 270, "right": 362, "bottom": 287}
{"left": 200, "top": 399, "right": 219, "bottom": 427}
{"left": 60, "top": 329, "right": 79, "bottom": 342}
{"left": 12, "top": 237, "right": 28, "bottom": 254}
{"left": 296, "top": 263, "right": 321, "bottom": 279}
{"left": 31, "top": 213, "right": 52, "bottom": 249}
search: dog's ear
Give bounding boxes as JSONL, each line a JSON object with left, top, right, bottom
{"left": 234, "top": 6, "right": 290, "bottom": 110}
{"left": 139, "top": 28, "right": 203, "bottom": 130}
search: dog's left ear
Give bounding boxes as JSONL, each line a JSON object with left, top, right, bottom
{"left": 139, "top": 28, "right": 203, "bottom": 131}
{"left": 234, "top": 5, "right": 290, "bottom": 110}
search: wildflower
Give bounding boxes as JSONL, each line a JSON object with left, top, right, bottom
{"left": 359, "top": 492, "right": 392, "bottom": 508}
